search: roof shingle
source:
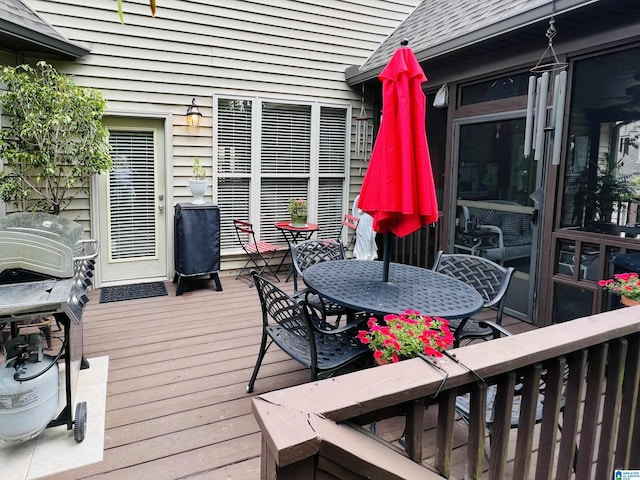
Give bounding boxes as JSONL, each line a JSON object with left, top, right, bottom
{"left": 355, "top": 0, "right": 592, "bottom": 80}
{"left": 0, "top": 0, "right": 90, "bottom": 58}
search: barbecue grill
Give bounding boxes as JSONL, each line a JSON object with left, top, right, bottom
{"left": 0, "top": 212, "right": 98, "bottom": 442}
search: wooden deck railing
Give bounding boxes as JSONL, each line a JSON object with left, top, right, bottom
{"left": 252, "top": 307, "right": 640, "bottom": 479}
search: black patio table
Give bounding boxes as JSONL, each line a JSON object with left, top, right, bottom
{"left": 302, "top": 260, "right": 484, "bottom": 319}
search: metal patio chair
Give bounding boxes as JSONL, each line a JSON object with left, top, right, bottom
{"left": 290, "top": 239, "right": 345, "bottom": 294}
{"left": 432, "top": 250, "right": 514, "bottom": 347}
{"left": 233, "top": 219, "right": 281, "bottom": 286}
{"left": 291, "top": 239, "right": 372, "bottom": 333}
{"left": 339, "top": 213, "right": 360, "bottom": 253}
{"left": 246, "top": 271, "right": 370, "bottom": 393}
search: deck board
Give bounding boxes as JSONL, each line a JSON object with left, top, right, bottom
{"left": 39, "top": 273, "right": 535, "bottom": 479}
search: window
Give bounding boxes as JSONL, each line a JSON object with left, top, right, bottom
{"left": 460, "top": 73, "right": 530, "bottom": 106}
{"left": 560, "top": 47, "right": 640, "bottom": 237}
{"left": 215, "top": 97, "right": 349, "bottom": 250}
{"left": 108, "top": 130, "right": 157, "bottom": 259}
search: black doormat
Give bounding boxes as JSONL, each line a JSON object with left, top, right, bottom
{"left": 99, "top": 282, "right": 168, "bottom": 303}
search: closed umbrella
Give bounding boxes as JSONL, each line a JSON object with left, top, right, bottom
{"left": 358, "top": 39, "right": 439, "bottom": 281}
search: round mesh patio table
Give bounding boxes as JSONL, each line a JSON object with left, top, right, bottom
{"left": 303, "top": 260, "right": 483, "bottom": 319}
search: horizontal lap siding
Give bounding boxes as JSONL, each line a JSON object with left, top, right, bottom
{"left": 30, "top": 0, "right": 417, "bottom": 101}
{"left": 28, "top": 0, "right": 419, "bottom": 212}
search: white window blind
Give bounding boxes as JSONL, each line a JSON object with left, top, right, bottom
{"left": 260, "top": 179, "right": 309, "bottom": 244}
{"left": 215, "top": 96, "right": 348, "bottom": 252}
{"left": 319, "top": 107, "right": 347, "bottom": 175}
{"left": 108, "top": 130, "right": 156, "bottom": 260}
{"left": 317, "top": 178, "right": 344, "bottom": 240}
{"left": 218, "top": 178, "right": 250, "bottom": 250}
{"left": 218, "top": 99, "right": 252, "bottom": 174}
{"left": 261, "top": 103, "right": 311, "bottom": 174}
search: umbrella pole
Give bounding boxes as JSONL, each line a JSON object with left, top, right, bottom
{"left": 382, "top": 233, "right": 390, "bottom": 282}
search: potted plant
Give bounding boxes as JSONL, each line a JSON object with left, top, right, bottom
{"left": 0, "top": 62, "right": 111, "bottom": 214}
{"left": 599, "top": 272, "right": 640, "bottom": 307}
{"left": 357, "top": 310, "right": 454, "bottom": 364}
{"left": 188, "top": 157, "right": 208, "bottom": 204}
{"left": 579, "top": 153, "right": 637, "bottom": 227}
{"left": 287, "top": 198, "right": 308, "bottom": 227}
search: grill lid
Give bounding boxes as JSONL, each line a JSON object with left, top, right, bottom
{"left": 0, "top": 213, "right": 84, "bottom": 278}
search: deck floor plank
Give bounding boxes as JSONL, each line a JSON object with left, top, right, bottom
{"left": 38, "top": 274, "right": 534, "bottom": 479}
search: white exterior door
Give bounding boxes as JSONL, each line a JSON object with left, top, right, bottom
{"left": 97, "top": 118, "right": 167, "bottom": 285}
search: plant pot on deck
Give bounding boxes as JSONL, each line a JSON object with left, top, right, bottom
{"left": 621, "top": 296, "right": 640, "bottom": 307}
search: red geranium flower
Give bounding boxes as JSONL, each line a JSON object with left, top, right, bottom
{"left": 357, "top": 310, "right": 453, "bottom": 363}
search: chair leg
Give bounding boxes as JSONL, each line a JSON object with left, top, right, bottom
{"left": 247, "top": 334, "right": 272, "bottom": 393}
{"left": 238, "top": 251, "right": 280, "bottom": 286}
{"left": 256, "top": 250, "right": 280, "bottom": 283}
{"left": 235, "top": 255, "right": 257, "bottom": 283}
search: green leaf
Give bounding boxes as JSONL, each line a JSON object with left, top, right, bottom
{"left": 117, "top": 0, "right": 124, "bottom": 24}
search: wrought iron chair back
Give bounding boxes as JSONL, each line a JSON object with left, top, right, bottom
{"left": 290, "top": 239, "right": 371, "bottom": 333}
{"left": 432, "top": 251, "right": 514, "bottom": 346}
{"left": 291, "top": 239, "right": 345, "bottom": 293}
{"left": 247, "top": 271, "right": 370, "bottom": 393}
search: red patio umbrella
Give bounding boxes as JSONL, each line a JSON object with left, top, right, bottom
{"left": 358, "top": 39, "right": 439, "bottom": 281}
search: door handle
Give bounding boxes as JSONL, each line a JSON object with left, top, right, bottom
{"left": 158, "top": 204, "right": 165, "bottom": 212}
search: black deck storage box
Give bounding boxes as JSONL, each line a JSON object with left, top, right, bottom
{"left": 173, "top": 203, "right": 222, "bottom": 295}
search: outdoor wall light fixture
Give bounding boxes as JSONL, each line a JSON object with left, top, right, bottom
{"left": 186, "top": 98, "right": 202, "bottom": 127}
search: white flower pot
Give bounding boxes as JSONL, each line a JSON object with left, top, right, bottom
{"left": 188, "top": 179, "right": 208, "bottom": 204}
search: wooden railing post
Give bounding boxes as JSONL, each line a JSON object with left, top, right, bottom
{"left": 616, "top": 334, "right": 640, "bottom": 468}
{"left": 575, "top": 343, "right": 609, "bottom": 479}
{"left": 489, "top": 372, "right": 516, "bottom": 479}
{"left": 466, "top": 382, "right": 487, "bottom": 479}
{"left": 596, "top": 338, "right": 628, "bottom": 479}
{"left": 513, "top": 363, "right": 542, "bottom": 479}
{"left": 555, "top": 351, "right": 587, "bottom": 478}
{"left": 404, "top": 397, "right": 425, "bottom": 462}
{"left": 435, "top": 390, "right": 456, "bottom": 477}
{"left": 534, "top": 357, "right": 566, "bottom": 480}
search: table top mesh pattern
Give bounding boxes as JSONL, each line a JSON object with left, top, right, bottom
{"left": 303, "top": 260, "right": 484, "bottom": 319}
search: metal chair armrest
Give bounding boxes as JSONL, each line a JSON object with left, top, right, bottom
{"left": 477, "top": 320, "right": 513, "bottom": 339}
{"left": 478, "top": 224, "right": 504, "bottom": 248}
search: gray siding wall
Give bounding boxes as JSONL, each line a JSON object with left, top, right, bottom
{"left": 27, "top": 0, "right": 418, "bottom": 205}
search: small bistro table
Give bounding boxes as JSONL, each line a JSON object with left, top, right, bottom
{"left": 303, "top": 260, "right": 484, "bottom": 319}
{"left": 274, "top": 221, "right": 320, "bottom": 281}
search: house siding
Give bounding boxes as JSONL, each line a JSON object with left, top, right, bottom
{"left": 15, "top": 0, "right": 418, "bottom": 280}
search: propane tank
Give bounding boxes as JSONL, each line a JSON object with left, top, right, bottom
{"left": 0, "top": 334, "right": 59, "bottom": 442}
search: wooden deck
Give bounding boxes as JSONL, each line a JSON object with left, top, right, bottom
{"left": 41, "top": 272, "right": 535, "bottom": 480}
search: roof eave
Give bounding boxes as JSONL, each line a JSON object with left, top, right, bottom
{"left": 346, "top": 0, "right": 599, "bottom": 86}
{"left": 0, "top": 20, "right": 91, "bottom": 59}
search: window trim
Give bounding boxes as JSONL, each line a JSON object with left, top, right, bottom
{"left": 213, "top": 94, "right": 352, "bottom": 253}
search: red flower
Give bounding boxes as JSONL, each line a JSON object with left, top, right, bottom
{"left": 357, "top": 310, "right": 454, "bottom": 363}
{"left": 600, "top": 271, "right": 640, "bottom": 302}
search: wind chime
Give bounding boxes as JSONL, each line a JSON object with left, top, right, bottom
{"left": 524, "top": 9, "right": 568, "bottom": 166}
{"left": 355, "top": 84, "right": 373, "bottom": 164}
